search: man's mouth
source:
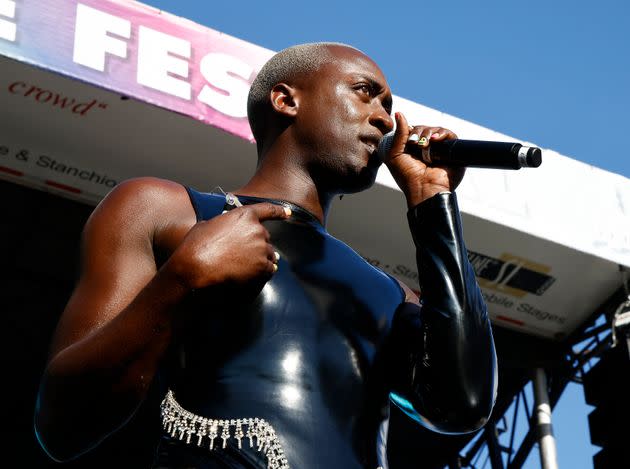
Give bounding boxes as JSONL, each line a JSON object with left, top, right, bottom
{"left": 363, "top": 142, "right": 376, "bottom": 154}
{"left": 360, "top": 138, "right": 379, "bottom": 155}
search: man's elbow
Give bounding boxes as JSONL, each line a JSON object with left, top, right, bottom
{"left": 34, "top": 390, "right": 106, "bottom": 463}
{"left": 421, "top": 393, "right": 496, "bottom": 435}
{"left": 391, "top": 383, "right": 496, "bottom": 435}
{"left": 394, "top": 363, "right": 498, "bottom": 435}
{"left": 445, "top": 395, "right": 495, "bottom": 433}
{"left": 34, "top": 413, "right": 84, "bottom": 463}
{"left": 35, "top": 429, "right": 74, "bottom": 463}
{"left": 440, "top": 363, "right": 498, "bottom": 434}
{"left": 443, "top": 328, "right": 498, "bottom": 433}
{"left": 433, "top": 392, "right": 495, "bottom": 434}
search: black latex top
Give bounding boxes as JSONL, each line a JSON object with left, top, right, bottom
{"left": 157, "top": 190, "right": 497, "bottom": 469}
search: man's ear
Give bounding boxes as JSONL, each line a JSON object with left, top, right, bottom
{"left": 270, "top": 83, "right": 299, "bottom": 118}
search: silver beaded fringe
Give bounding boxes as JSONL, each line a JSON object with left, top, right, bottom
{"left": 160, "top": 390, "right": 289, "bottom": 469}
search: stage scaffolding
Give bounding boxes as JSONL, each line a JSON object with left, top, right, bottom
{"left": 451, "top": 286, "right": 629, "bottom": 469}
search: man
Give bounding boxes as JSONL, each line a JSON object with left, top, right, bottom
{"left": 35, "top": 43, "right": 497, "bottom": 468}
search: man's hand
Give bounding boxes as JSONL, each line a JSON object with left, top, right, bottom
{"left": 381, "top": 112, "right": 465, "bottom": 207}
{"left": 164, "top": 202, "right": 291, "bottom": 290}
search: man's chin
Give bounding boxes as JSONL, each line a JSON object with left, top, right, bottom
{"left": 344, "top": 164, "right": 380, "bottom": 194}
{"left": 362, "top": 154, "right": 384, "bottom": 187}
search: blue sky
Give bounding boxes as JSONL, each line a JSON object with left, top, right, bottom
{"left": 142, "top": 1, "right": 628, "bottom": 467}
{"left": 143, "top": 0, "right": 630, "bottom": 179}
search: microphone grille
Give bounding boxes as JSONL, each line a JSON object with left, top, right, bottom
{"left": 376, "top": 131, "right": 396, "bottom": 161}
{"left": 526, "top": 147, "right": 542, "bottom": 168}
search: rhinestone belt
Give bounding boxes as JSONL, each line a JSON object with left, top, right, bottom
{"left": 160, "top": 389, "right": 289, "bottom": 469}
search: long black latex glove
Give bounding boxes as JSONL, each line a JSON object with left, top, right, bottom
{"left": 387, "top": 192, "right": 497, "bottom": 434}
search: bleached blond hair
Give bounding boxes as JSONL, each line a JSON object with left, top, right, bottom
{"left": 247, "top": 42, "right": 360, "bottom": 150}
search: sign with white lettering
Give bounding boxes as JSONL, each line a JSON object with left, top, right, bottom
{"left": 0, "top": 0, "right": 271, "bottom": 141}
{"left": 0, "top": 0, "right": 17, "bottom": 42}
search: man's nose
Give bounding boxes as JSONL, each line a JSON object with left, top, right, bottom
{"left": 370, "top": 107, "right": 394, "bottom": 134}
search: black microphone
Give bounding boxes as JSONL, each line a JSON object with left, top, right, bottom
{"left": 377, "top": 132, "right": 542, "bottom": 169}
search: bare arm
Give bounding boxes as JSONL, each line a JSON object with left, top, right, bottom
{"left": 34, "top": 178, "right": 291, "bottom": 461}
{"left": 34, "top": 178, "right": 195, "bottom": 461}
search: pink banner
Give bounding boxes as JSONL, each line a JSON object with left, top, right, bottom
{"left": 0, "top": 0, "right": 274, "bottom": 141}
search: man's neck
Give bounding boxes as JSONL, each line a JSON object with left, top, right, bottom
{"left": 234, "top": 155, "right": 334, "bottom": 225}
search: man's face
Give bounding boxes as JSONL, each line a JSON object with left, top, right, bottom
{"left": 294, "top": 46, "right": 394, "bottom": 193}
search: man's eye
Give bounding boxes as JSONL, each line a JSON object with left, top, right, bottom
{"left": 356, "top": 84, "right": 371, "bottom": 95}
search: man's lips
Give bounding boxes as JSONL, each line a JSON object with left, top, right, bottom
{"left": 360, "top": 137, "right": 381, "bottom": 155}
{"left": 362, "top": 141, "right": 377, "bottom": 154}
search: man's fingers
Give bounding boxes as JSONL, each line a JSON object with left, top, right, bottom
{"left": 249, "top": 202, "right": 292, "bottom": 222}
{"left": 428, "top": 127, "right": 458, "bottom": 141}
{"left": 389, "top": 112, "right": 411, "bottom": 156}
{"left": 407, "top": 127, "right": 459, "bottom": 148}
{"left": 266, "top": 245, "right": 280, "bottom": 262}
{"left": 388, "top": 115, "right": 459, "bottom": 160}
{"left": 408, "top": 126, "right": 432, "bottom": 147}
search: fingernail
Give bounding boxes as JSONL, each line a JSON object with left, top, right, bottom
{"left": 431, "top": 133, "right": 440, "bottom": 139}
{"left": 284, "top": 207, "right": 292, "bottom": 217}
{"left": 274, "top": 251, "right": 280, "bottom": 262}
{"left": 408, "top": 134, "right": 420, "bottom": 143}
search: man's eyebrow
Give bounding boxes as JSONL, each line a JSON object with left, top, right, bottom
{"left": 360, "top": 76, "right": 385, "bottom": 91}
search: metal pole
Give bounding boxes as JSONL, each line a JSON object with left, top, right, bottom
{"left": 485, "top": 422, "right": 505, "bottom": 469}
{"left": 533, "top": 368, "right": 559, "bottom": 469}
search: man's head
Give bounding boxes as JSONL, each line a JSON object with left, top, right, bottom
{"left": 248, "top": 43, "right": 339, "bottom": 149}
{"left": 247, "top": 43, "right": 394, "bottom": 193}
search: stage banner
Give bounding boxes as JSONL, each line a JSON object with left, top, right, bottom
{"left": 0, "top": 0, "right": 272, "bottom": 141}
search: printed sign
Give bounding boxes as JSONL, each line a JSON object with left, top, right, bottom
{"left": 469, "top": 251, "right": 556, "bottom": 298}
{"left": 0, "top": 0, "right": 274, "bottom": 141}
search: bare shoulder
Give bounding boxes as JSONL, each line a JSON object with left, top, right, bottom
{"left": 49, "top": 178, "right": 195, "bottom": 354}
{"left": 84, "top": 177, "right": 195, "bottom": 245}
{"left": 90, "top": 177, "right": 193, "bottom": 225}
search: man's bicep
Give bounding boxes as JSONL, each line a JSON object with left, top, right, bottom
{"left": 49, "top": 179, "right": 166, "bottom": 357}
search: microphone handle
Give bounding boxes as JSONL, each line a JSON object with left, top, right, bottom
{"left": 412, "top": 139, "right": 542, "bottom": 169}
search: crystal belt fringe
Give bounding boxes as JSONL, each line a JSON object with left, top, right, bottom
{"left": 160, "top": 389, "right": 290, "bottom": 469}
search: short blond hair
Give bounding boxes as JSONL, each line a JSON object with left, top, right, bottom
{"left": 247, "top": 42, "right": 358, "bottom": 150}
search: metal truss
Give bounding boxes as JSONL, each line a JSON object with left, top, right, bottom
{"left": 451, "top": 287, "right": 627, "bottom": 469}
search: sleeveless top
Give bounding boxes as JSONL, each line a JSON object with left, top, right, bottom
{"left": 154, "top": 189, "right": 405, "bottom": 469}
